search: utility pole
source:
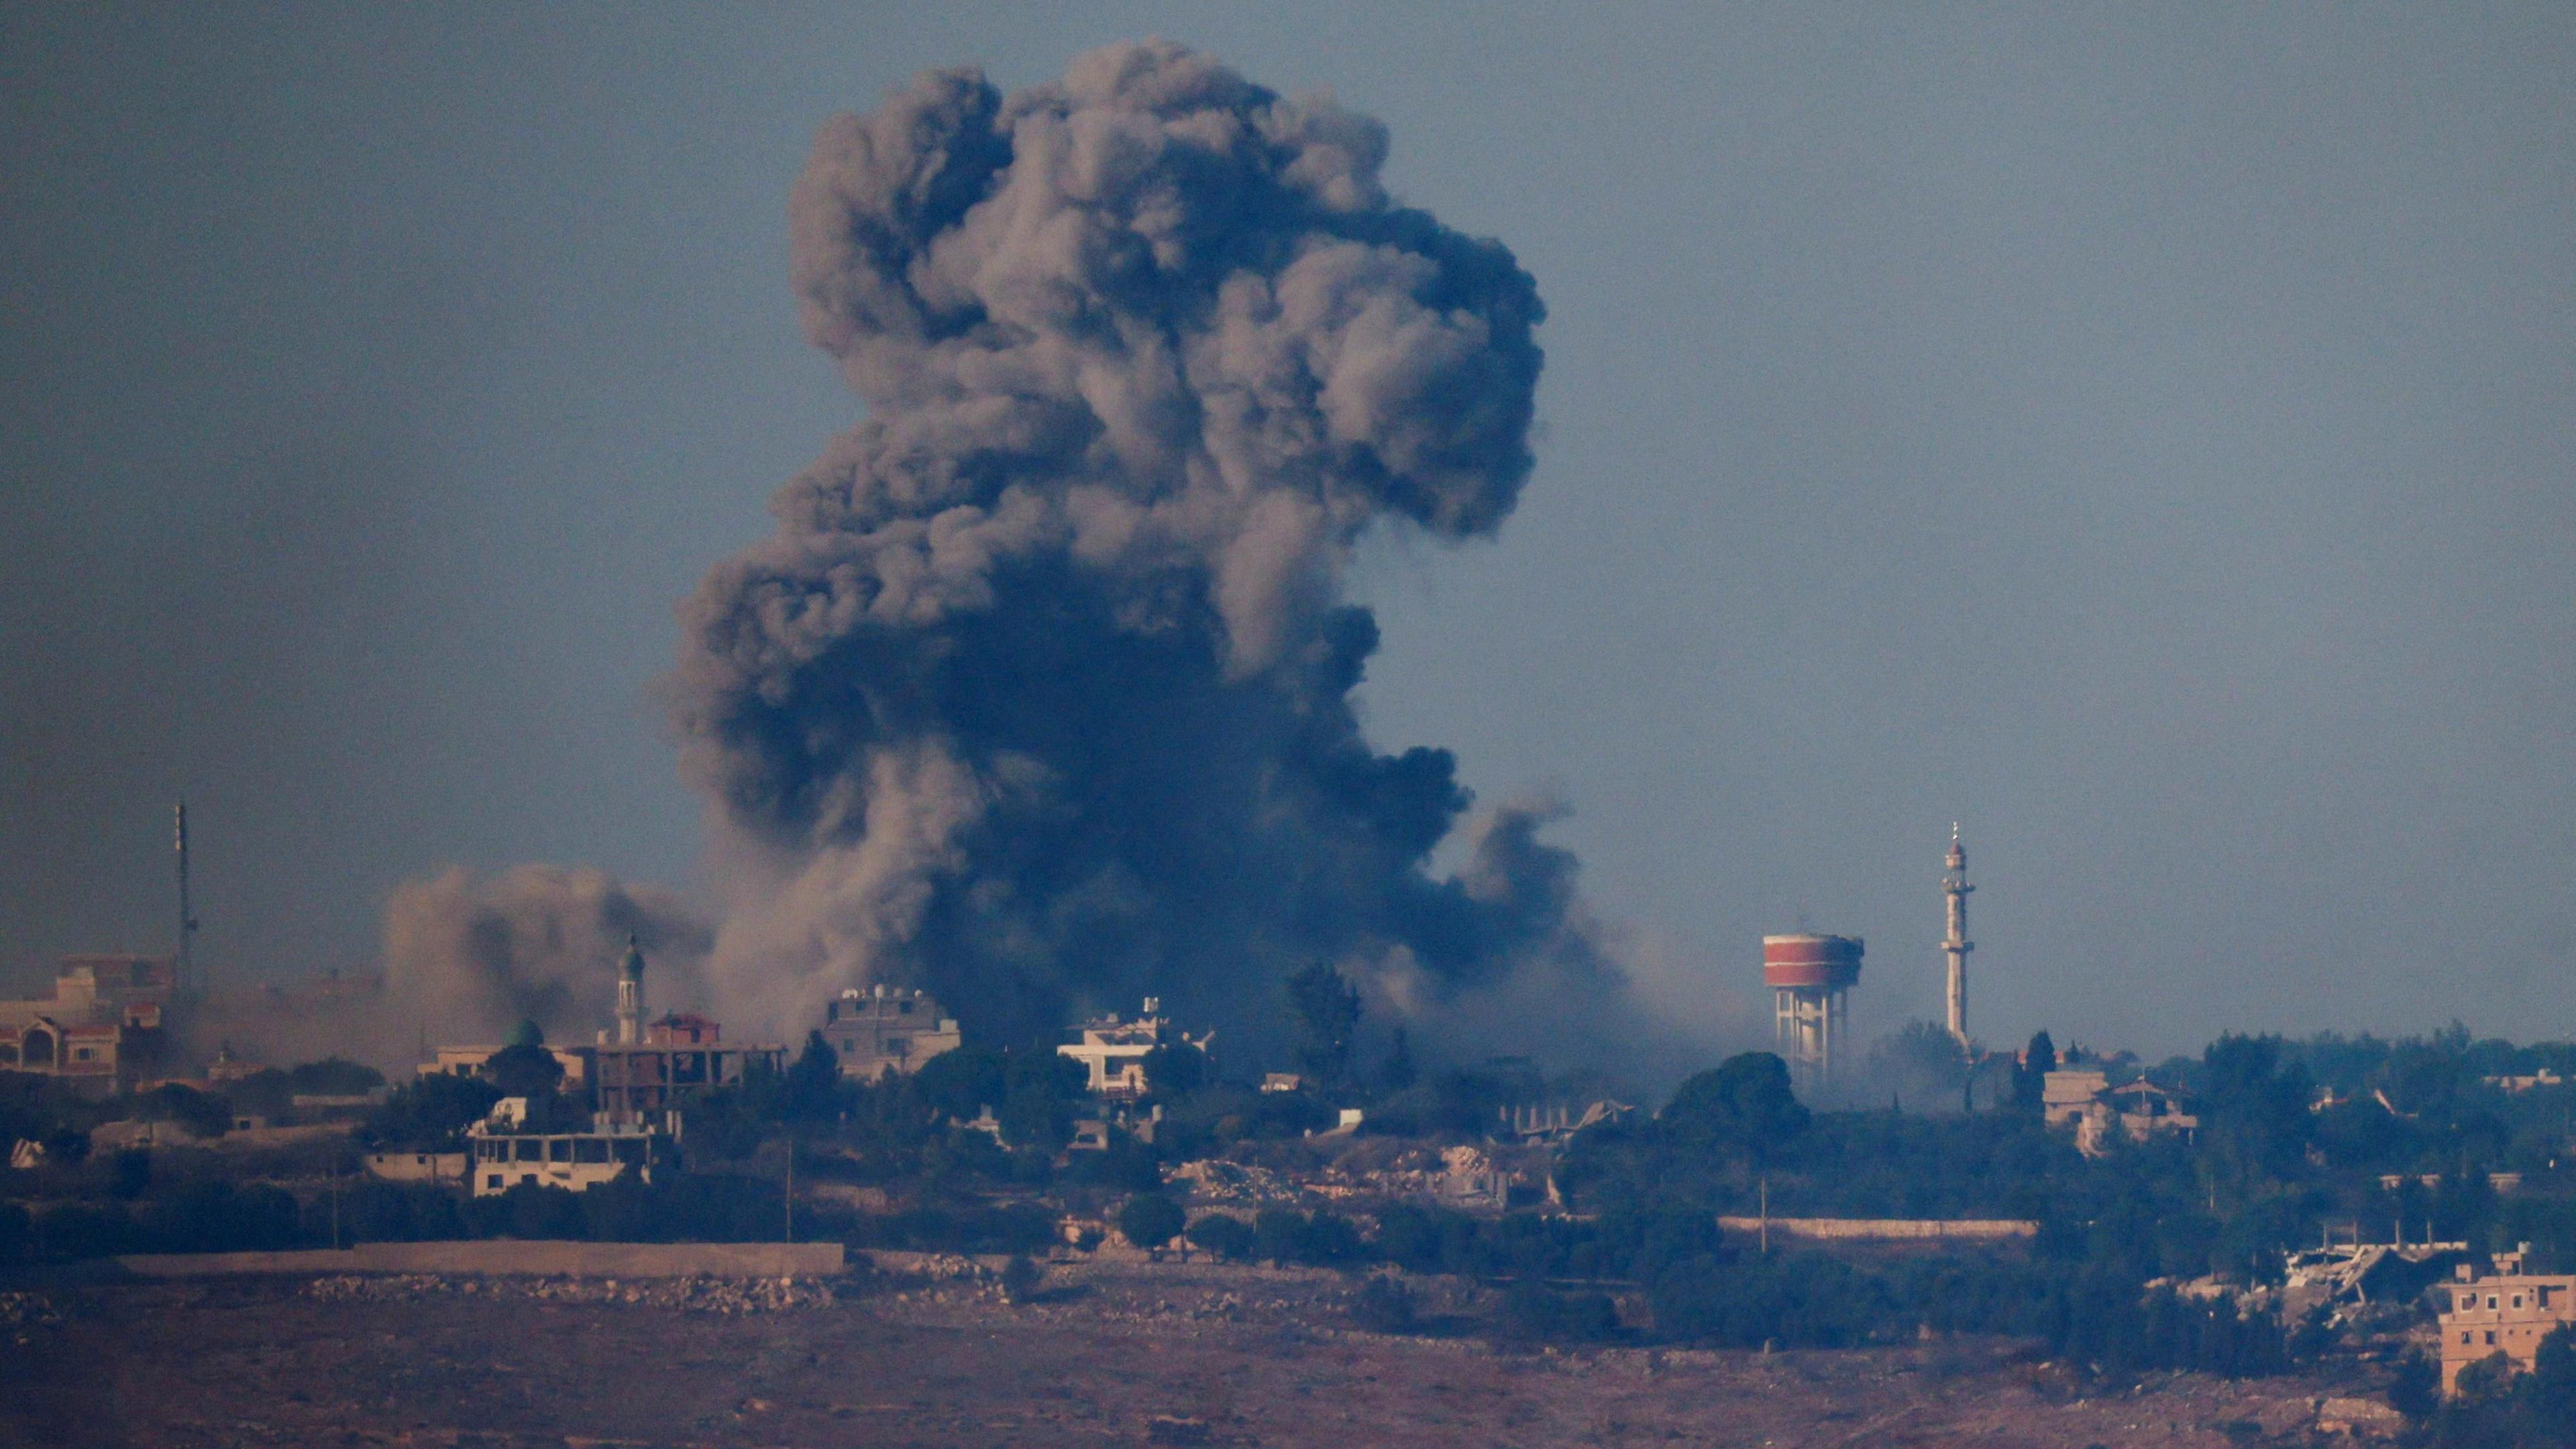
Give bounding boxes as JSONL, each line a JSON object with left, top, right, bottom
{"left": 1759, "top": 1177, "right": 1770, "bottom": 1256}
{"left": 174, "top": 801, "right": 201, "bottom": 996}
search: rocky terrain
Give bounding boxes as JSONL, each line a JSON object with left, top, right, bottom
{"left": 0, "top": 1257, "right": 2396, "bottom": 1447}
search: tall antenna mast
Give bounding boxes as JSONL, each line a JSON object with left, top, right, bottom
{"left": 1942, "top": 823, "right": 1973, "bottom": 1046}
{"left": 175, "top": 800, "right": 201, "bottom": 997}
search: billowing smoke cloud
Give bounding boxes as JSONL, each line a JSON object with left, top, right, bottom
{"left": 665, "top": 40, "right": 1640, "bottom": 1063}
{"left": 382, "top": 865, "right": 712, "bottom": 1045}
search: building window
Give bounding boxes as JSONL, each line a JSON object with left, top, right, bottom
{"left": 2487, "top": 1332, "right": 2498, "bottom": 1346}
{"left": 486, "top": 1174, "right": 502, "bottom": 1189}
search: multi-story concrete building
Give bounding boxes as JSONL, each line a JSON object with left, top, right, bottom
{"left": 592, "top": 1012, "right": 783, "bottom": 1120}
{"left": 464, "top": 1097, "right": 669, "bottom": 1197}
{"left": 0, "top": 955, "right": 176, "bottom": 1089}
{"left": 820, "top": 985, "right": 961, "bottom": 1080}
{"left": 416, "top": 943, "right": 778, "bottom": 1122}
{"left": 2438, "top": 1249, "right": 2576, "bottom": 1395}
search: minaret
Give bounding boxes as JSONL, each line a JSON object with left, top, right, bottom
{"left": 1943, "top": 824, "right": 1974, "bottom": 1045}
{"left": 616, "top": 934, "right": 646, "bottom": 1044}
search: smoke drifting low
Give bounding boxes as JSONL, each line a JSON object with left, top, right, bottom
{"left": 382, "top": 865, "right": 712, "bottom": 1045}
{"left": 390, "top": 42, "right": 1674, "bottom": 1068}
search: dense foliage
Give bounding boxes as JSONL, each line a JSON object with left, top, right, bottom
{"left": 4, "top": 1020, "right": 2571, "bottom": 1385}
{"left": 2416, "top": 1325, "right": 2576, "bottom": 1448}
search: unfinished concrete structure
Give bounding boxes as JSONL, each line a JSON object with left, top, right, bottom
{"left": 1763, "top": 934, "right": 1862, "bottom": 1093}
{"left": 592, "top": 1013, "right": 782, "bottom": 1120}
{"left": 820, "top": 984, "right": 961, "bottom": 1080}
{"left": 1942, "top": 825, "right": 1974, "bottom": 1045}
{"left": 2439, "top": 1248, "right": 2576, "bottom": 1395}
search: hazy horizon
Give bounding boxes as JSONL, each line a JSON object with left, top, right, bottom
{"left": 5, "top": 5, "right": 2571, "bottom": 1063}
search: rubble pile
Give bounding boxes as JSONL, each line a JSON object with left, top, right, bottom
{"left": 303, "top": 1273, "right": 839, "bottom": 1313}
{"left": 864, "top": 1250, "right": 990, "bottom": 1281}
{"left": 1169, "top": 1159, "right": 1300, "bottom": 1206}
{"left": 0, "top": 1290, "right": 63, "bottom": 1332}
{"left": 1169, "top": 1148, "right": 1538, "bottom": 1211}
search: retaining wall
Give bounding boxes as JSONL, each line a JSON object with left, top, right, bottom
{"left": 1715, "top": 1216, "right": 2037, "bottom": 1242}
{"left": 114, "top": 1240, "right": 844, "bottom": 1279}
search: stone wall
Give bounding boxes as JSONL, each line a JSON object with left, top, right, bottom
{"left": 115, "top": 1240, "right": 845, "bottom": 1279}
{"left": 1715, "top": 1216, "right": 2037, "bottom": 1242}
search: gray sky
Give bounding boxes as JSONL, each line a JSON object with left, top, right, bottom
{"left": 4, "top": 3, "right": 2570, "bottom": 1058}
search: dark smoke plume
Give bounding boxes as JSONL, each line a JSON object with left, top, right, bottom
{"left": 668, "top": 41, "right": 1633, "bottom": 1060}
{"left": 382, "top": 865, "right": 712, "bottom": 1045}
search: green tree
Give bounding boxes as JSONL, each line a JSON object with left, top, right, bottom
{"left": 1117, "top": 1193, "right": 1187, "bottom": 1253}
{"left": 287, "top": 1057, "right": 385, "bottom": 1096}
{"left": 1662, "top": 1053, "right": 1809, "bottom": 1165}
{"left": 2387, "top": 1352, "right": 2440, "bottom": 1421}
{"left": 999, "top": 1049, "right": 1085, "bottom": 1150}
{"left": 2014, "top": 1030, "right": 2057, "bottom": 1112}
{"left": 1000, "top": 1254, "right": 1043, "bottom": 1303}
{"left": 1870, "top": 1022, "right": 1972, "bottom": 1113}
{"left": 133, "top": 1083, "right": 231, "bottom": 1138}
{"left": 915, "top": 1046, "right": 1007, "bottom": 1122}
{"left": 1142, "top": 1041, "right": 1208, "bottom": 1098}
{"left": 361, "top": 1073, "right": 502, "bottom": 1151}
{"left": 784, "top": 1030, "right": 843, "bottom": 1124}
{"left": 484, "top": 1042, "right": 565, "bottom": 1101}
{"left": 1380, "top": 1026, "right": 1417, "bottom": 1092}
{"left": 1351, "top": 1274, "right": 1418, "bottom": 1333}
{"left": 1187, "top": 1214, "right": 1254, "bottom": 1261}
{"left": 1287, "top": 962, "right": 1361, "bottom": 1086}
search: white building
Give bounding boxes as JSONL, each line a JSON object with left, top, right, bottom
{"left": 1057, "top": 998, "right": 1212, "bottom": 1100}
{"left": 464, "top": 1097, "right": 669, "bottom": 1197}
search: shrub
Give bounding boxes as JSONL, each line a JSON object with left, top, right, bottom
{"left": 1497, "top": 1279, "right": 1619, "bottom": 1343}
{"left": 288, "top": 1057, "right": 386, "bottom": 1097}
{"left": 1351, "top": 1275, "right": 1418, "bottom": 1334}
{"left": 1002, "top": 1254, "right": 1043, "bottom": 1303}
{"left": 1187, "top": 1214, "right": 1254, "bottom": 1262}
{"left": 133, "top": 1083, "right": 232, "bottom": 1139}
{"left": 2387, "top": 1352, "right": 2439, "bottom": 1421}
